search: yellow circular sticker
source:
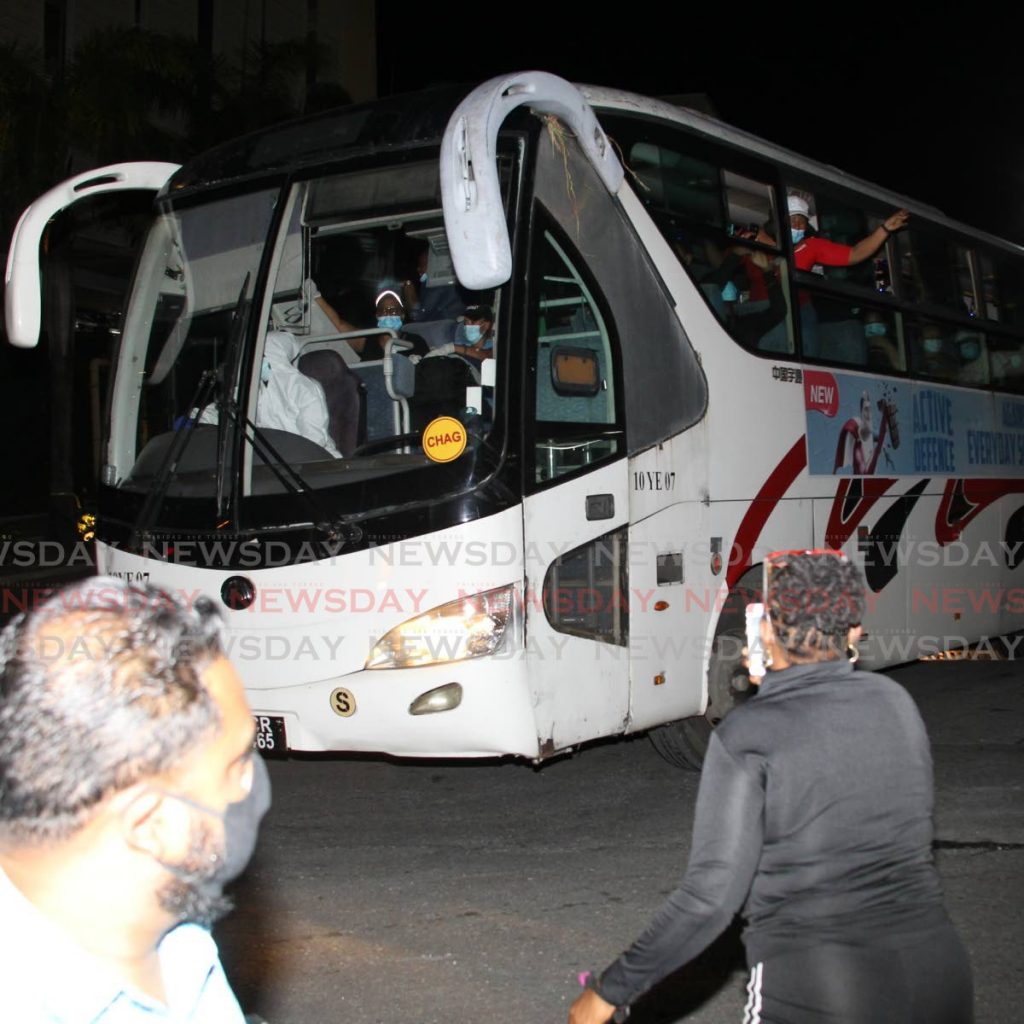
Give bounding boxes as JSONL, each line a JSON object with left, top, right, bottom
{"left": 329, "top": 687, "right": 357, "bottom": 718}
{"left": 422, "top": 416, "right": 467, "bottom": 463}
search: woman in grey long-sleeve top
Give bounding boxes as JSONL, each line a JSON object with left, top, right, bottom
{"left": 569, "top": 550, "right": 973, "bottom": 1024}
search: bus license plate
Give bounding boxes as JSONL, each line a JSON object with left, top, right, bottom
{"left": 253, "top": 715, "right": 287, "bottom": 757}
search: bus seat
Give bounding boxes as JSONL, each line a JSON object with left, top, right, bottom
{"left": 409, "top": 357, "right": 476, "bottom": 433}
{"left": 351, "top": 361, "right": 404, "bottom": 441}
{"left": 387, "top": 351, "right": 416, "bottom": 399}
{"left": 297, "top": 349, "right": 364, "bottom": 457}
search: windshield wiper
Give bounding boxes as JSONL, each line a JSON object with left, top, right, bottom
{"left": 128, "top": 378, "right": 362, "bottom": 553}
{"left": 129, "top": 276, "right": 250, "bottom": 548}
{"left": 129, "top": 368, "right": 219, "bottom": 548}
{"left": 130, "top": 271, "right": 364, "bottom": 552}
{"left": 215, "top": 274, "right": 252, "bottom": 519}
{"left": 235, "top": 415, "right": 364, "bottom": 547}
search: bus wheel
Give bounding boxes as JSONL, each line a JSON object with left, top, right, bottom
{"left": 649, "top": 567, "right": 761, "bottom": 769}
{"left": 648, "top": 629, "right": 754, "bottom": 769}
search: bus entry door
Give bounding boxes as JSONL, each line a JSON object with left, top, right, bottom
{"left": 523, "top": 460, "right": 631, "bottom": 753}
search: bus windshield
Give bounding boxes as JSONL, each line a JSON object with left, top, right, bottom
{"left": 107, "top": 159, "right": 504, "bottom": 506}
{"left": 107, "top": 186, "right": 278, "bottom": 492}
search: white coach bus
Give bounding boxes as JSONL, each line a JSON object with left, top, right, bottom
{"left": 7, "top": 72, "right": 1024, "bottom": 766}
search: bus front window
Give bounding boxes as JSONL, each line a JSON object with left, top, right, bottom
{"left": 107, "top": 158, "right": 510, "bottom": 518}
{"left": 107, "top": 188, "right": 279, "bottom": 492}
{"left": 246, "top": 160, "right": 503, "bottom": 492}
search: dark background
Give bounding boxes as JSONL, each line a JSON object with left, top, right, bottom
{"left": 377, "top": 6, "right": 1023, "bottom": 245}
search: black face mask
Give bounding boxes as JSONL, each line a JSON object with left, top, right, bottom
{"left": 155, "top": 755, "right": 272, "bottom": 922}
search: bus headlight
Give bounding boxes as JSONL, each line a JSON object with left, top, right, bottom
{"left": 365, "top": 585, "right": 514, "bottom": 669}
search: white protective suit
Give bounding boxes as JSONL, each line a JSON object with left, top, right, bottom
{"left": 199, "top": 331, "right": 341, "bottom": 458}
{"left": 257, "top": 331, "right": 341, "bottom": 458}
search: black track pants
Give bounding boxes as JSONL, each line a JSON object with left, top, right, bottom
{"left": 742, "top": 923, "right": 973, "bottom": 1023}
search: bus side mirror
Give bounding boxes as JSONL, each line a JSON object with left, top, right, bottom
{"left": 440, "top": 72, "right": 623, "bottom": 292}
{"left": 5, "top": 161, "right": 178, "bottom": 348}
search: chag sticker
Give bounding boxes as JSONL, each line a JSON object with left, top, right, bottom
{"left": 422, "top": 416, "right": 467, "bottom": 463}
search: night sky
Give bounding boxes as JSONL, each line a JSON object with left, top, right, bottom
{"left": 377, "top": 6, "right": 1023, "bottom": 245}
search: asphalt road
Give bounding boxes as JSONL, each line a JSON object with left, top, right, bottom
{"left": 217, "top": 657, "right": 1024, "bottom": 1024}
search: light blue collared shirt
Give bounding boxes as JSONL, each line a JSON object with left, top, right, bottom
{"left": 0, "top": 865, "right": 246, "bottom": 1023}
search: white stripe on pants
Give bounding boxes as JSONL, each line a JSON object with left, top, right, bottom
{"left": 743, "top": 961, "right": 763, "bottom": 1024}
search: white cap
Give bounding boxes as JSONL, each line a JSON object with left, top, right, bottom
{"left": 788, "top": 195, "right": 811, "bottom": 219}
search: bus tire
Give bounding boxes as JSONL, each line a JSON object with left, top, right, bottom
{"left": 647, "top": 716, "right": 707, "bottom": 770}
{"left": 649, "top": 568, "right": 761, "bottom": 770}
{"left": 648, "top": 629, "right": 753, "bottom": 769}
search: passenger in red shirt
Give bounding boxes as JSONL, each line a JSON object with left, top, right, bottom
{"left": 789, "top": 195, "right": 908, "bottom": 357}
{"left": 789, "top": 194, "right": 908, "bottom": 271}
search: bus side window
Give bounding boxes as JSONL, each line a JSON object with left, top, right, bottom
{"left": 798, "top": 291, "right": 904, "bottom": 371}
{"left": 906, "top": 318, "right": 989, "bottom": 385}
{"left": 542, "top": 527, "right": 628, "bottom": 646}
{"left": 631, "top": 143, "right": 721, "bottom": 227}
{"left": 989, "top": 334, "right": 1024, "bottom": 392}
{"left": 620, "top": 134, "right": 794, "bottom": 356}
{"left": 531, "top": 228, "right": 622, "bottom": 485}
{"left": 979, "top": 251, "right": 1024, "bottom": 327}
{"left": 863, "top": 308, "right": 906, "bottom": 372}
{"left": 809, "top": 191, "right": 877, "bottom": 292}
{"left": 895, "top": 228, "right": 964, "bottom": 312}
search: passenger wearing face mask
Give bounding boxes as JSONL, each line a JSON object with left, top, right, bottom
{"left": 408, "top": 301, "right": 495, "bottom": 431}
{"left": 0, "top": 577, "right": 271, "bottom": 1023}
{"left": 916, "top": 323, "right": 960, "bottom": 380}
{"left": 311, "top": 286, "right": 429, "bottom": 362}
{"left": 350, "top": 290, "right": 430, "bottom": 362}
{"left": 863, "top": 311, "right": 902, "bottom": 370}
{"left": 701, "top": 228, "right": 789, "bottom": 351}
{"left": 955, "top": 330, "right": 988, "bottom": 384}
{"left": 789, "top": 195, "right": 909, "bottom": 272}
{"left": 790, "top": 195, "right": 908, "bottom": 356}
{"left": 449, "top": 304, "right": 496, "bottom": 369}
{"left": 202, "top": 331, "right": 341, "bottom": 456}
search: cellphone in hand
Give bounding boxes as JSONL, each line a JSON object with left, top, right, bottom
{"left": 745, "top": 602, "right": 766, "bottom": 677}
{"left": 728, "top": 222, "right": 759, "bottom": 240}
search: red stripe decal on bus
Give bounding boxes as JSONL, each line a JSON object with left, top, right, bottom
{"left": 824, "top": 476, "right": 898, "bottom": 550}
{"left": 935, "top": 479, "right": 1024, "bottom": 545}
{"left": 726, "top": 437, "right": 807, "bottom": 591}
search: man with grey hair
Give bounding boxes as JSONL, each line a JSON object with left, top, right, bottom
{"left": 0, "top": 577, "right": 271, "bottom": 1022}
